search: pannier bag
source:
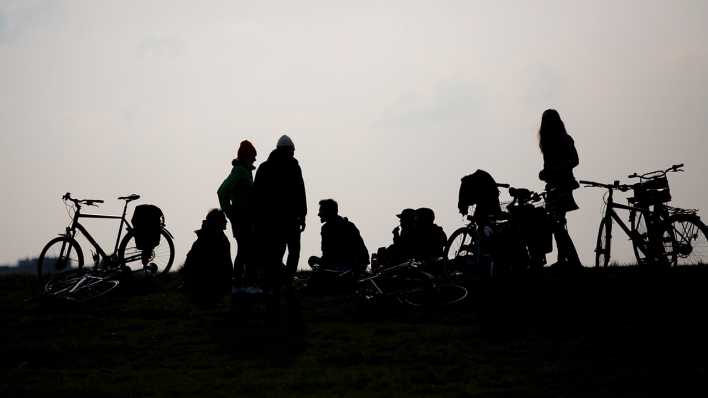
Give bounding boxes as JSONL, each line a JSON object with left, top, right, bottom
{"left": 131, "top": 204, "right": 164, "bottom": 250}
{"left": 633, "top": 176, "right": 671, "bottom": 204}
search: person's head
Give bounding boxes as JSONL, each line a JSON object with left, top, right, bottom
{"left": 276, "top": 134, "right": 295, "bottom": 157}
{"left": 318, "top": 199, "right": 338, "bottom": 223}
{"left": 237, "top": 140, "right": 257, "bottom": 165}
{"left": 205, "top": 208, "right": 227, "bottom": 231}
{"left": 415, "top": 207, "right": 435, "bottom": 226}
{"left": 396, "top": 208, "right": 416, "bottom": 229}
{"left": 538, "top": 109, "right": 567, "bottom": 154}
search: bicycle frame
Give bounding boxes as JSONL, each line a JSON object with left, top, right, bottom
{"left": 62, "top": 200, "right": 133, "bottom": 263}
{"left": 598, "top": 186, "right": 661, "bottom": 260}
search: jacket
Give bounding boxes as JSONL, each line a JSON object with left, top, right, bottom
{"left": 251, "top": 148, "right": 307, "bottom": 226}
{"left": 321, "top": 215, "right": 369, "bottom": 268}
{"left": 540, "top": 134, "right": 580, "bottom": 190}
{"left": 217, "top": 159, "right": 255, "bottom": 223}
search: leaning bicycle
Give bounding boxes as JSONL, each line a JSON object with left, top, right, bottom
{"left": 581, "top": 164, "right": 708, "bottom": 266}
{"left": 37, "top": 193, "right": 175, "bottom": 283}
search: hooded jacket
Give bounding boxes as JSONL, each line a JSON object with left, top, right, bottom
{"left": 217, "top": 159, "right": 255, "bottom": 223}
{"left": 251, "top": 148, "right": 307, "bottom": 226}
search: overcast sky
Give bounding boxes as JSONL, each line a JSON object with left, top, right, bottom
{"left": 1, "top": 0, "right": 707, "bottom": 267}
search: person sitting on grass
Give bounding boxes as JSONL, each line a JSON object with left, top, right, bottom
{"left": 412, "top": 207, "right": 447, "bottom": 268}
{"left": 182, "top": 209, "right": 233, "bottom": 304}
{"left": 307, "top": 199, "right": 369, "bottom": 291}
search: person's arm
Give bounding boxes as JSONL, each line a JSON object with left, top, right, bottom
{"left": 217, "top": 173, "right": 234, "bottom": 215}
{"left": 294, "top": 163, "right": 307, "bottom": 231}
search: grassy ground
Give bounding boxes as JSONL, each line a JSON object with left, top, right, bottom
{"left": 2, "top": 267, "right": 708, "bottom": 397}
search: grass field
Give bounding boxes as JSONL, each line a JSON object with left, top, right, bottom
{"left": 2, "top": 267, "right": 708, "bottom": 397}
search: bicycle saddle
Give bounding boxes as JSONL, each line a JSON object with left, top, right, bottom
{"left": 118, "top": 194, "right": 141, "bottom": 202}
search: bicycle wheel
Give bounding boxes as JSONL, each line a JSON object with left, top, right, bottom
{"left": 37, "top": 237, "right": 84, "bottom": 281}
{"left": 44, "top": 268, "right": 86, "bottom": 296}
{"left": 631, "top": 211, "right": 676, "bottom": 266}
{"left": 443, "top": 227, "right": 477, "bottom": 279}
{"left": 68, "top": 276, "right": 120, "bottom": 302}
{"left": 118, "top": 229, "right": 175, "bottom": 274}
{"left": 433, "top": 283, "right": 468, "bottom": 305}
{"left": 392, "top": 269, "right": 435, "bottom": 307}
{"left": 667, "top": 214, "right": 708, "bottom": 266}
{"left": 595, "top": 219, "right": 611, "bottom": 267}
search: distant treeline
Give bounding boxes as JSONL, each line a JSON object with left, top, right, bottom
{"left": 0, "top": 257, "right": 39, "bottom": 274}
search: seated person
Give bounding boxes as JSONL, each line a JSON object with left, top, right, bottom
{"left": 412, "top": 207, "right": 447, "bottom": 265}
{"left": 374, "top": 208, "right": 417, "bottom": 270}
{"left": 182, "top": 209, "right": 233, "bottom": 304}
{"left": 308, "top": 199, "right": 369, "bottom": 279}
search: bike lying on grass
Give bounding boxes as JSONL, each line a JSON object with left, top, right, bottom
{"left": 301, "top": 260, "right": 468, "bottom": 308}
{"left": 582, "top": 163, "right": 708, "bottom": 267}
{"left": 37, "top": 193, "right": 175, "bottom": 299}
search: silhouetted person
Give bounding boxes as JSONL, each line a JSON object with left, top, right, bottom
{"left": 183, "top": 209, "right": 233, "bottom": 304}
{"left": 458, "top": 169, "right": 502, "bottom": 223}
{"left": 375, "top": 208, "right": 417, "bottom": 269}
{"left": 412, "top": 207, "right": 447, "bottom": 265}
{"left": 251, "top": 134, "right": 307, "bottom": 292}
{"left": 217, "top": 140, "right": 257, "bottom": 286}
{"left": 308, "top": 199, "right": 369, "bottom": 278}
{"left": 538, "top": 109, "right": 581, "bottom": 268}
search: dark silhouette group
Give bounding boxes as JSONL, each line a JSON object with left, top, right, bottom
{"left": 185, "top": 109, "right": 582, "bottom": 305}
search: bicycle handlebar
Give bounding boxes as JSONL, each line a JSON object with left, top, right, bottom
{"left": 496, "top": 183, "right": 510, "bottom": 188}
{"left": 627, "top": 163, "right": 685, "bottom": 179}
{"left": 62, "top": 192, "right": 104, "bottom": 206}
{"left": 579, "top": 180, "right": 632, "bottom": 192}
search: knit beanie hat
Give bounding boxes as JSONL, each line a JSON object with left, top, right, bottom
{"left": 237, "top": 140, "right": 257, "bottom": 159}
{"left": 276, "top": 134, "right": 294, "bottom": 149}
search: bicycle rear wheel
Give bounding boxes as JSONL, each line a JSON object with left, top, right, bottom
{"left": 392, "top": 269, "right": 435, "bottom": 307}
{"left": 118, "top": 229, "right": 175, "bottom": 274}
{"left": 631, "top": 211, "right": 676, "bottom": 266}
{"left": 667, "top": 214, "right": 708, "bottom": 266}
{"left": 433, "top": 283, "right": 468, "bottom": 305}
{"left": 37, "top": 237, "right": 84, "bottom": 281}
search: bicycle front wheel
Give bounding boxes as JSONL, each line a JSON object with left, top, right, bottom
{"left": 37, "top": 237, "right": 84, "bottom": 281}
{"left": 118, "top": 229, "right": 175, "bottom": 274}
{"left": 595, "top": 218, "right": 611, "bottom": 267}
{"left": 433, "top": 283, "right": 468, "bottom": 305}
{"left": 443, "top": 227, "right": 477, "bottom": 280}
{"left": 667, "top": 214, "right": 708, "bottom": 266}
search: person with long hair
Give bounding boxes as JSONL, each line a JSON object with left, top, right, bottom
{"left": 538, "top": 109, "right": 582, "bottom": 268}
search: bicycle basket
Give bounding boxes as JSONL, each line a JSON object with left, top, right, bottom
{"left": 633, "top": 176, "right": 671, "bottom": 204}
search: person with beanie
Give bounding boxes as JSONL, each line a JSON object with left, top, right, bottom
{"left": 218, "top": 139, "right": 257, "bottom": 285}
{"left": 251, "top": 134, "right": 307, "bottom": 292}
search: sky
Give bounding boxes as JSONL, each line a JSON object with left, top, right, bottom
{"left": 1, "top": 0, "right": 707, "bottom": 268}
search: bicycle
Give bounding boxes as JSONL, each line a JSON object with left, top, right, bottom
{"left": 444, "top": 184, "right": 549, "bottom": 280}
{"left": 43, "top": 266, "right": 124, "bottom": 302}
{"left": 625, "top": 164, "right": 707, "bottom": 266}
{"left": 37, "top": 193, "right": 175, "bottom": 282}
{"left": 355, "top": 260, "right": 468, "bottom": 308}
{"left": 580, "top": 164, "right": 701, "bottom": 267}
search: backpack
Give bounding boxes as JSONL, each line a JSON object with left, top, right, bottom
{"left": 131, "top": 204, "right": 164, "bottom": 250}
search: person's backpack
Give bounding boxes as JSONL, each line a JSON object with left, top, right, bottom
{"left": 131, "top": 204, "right": 164, "bottom": 250}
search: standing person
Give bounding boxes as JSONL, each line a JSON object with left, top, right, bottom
{"left": 217, "top": 140, "right": 257, "bottom": 286}
{"left": 538, "top": 109, "right": 582, "bottom": 268}
{"left": 251, "top": 134, "right": 307, "bottom": 290}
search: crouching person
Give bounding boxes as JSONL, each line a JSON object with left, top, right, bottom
{"left": 307, "top": 199, "right": 369, "bottom": 293}
{"left": 183, "top": 209, "right": 233, "bottom": 305}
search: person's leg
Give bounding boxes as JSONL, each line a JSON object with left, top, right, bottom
{"left": 553, "top": 213, "right": 581, "bottom": 268}
{"left": 233, "top": 223, "right": 245, "bottom": 285}
{"left": 284, "top": 225, "right": 301, "bottom": 285}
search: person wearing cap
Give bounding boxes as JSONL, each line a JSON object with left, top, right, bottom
{"left": 412, "top": 207, "right": 447, "bottom": 265}
{"left": 251, "top": 134, "right": 307, "bottom": 290}
{"left": 218, "top": 140, "right": 257, "bottom": 286}
{"left": 374, "top": 208, "right": 418, "bottom": 269}
{"left": 308, "top": 199, "right": 369, "bottom": 279}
